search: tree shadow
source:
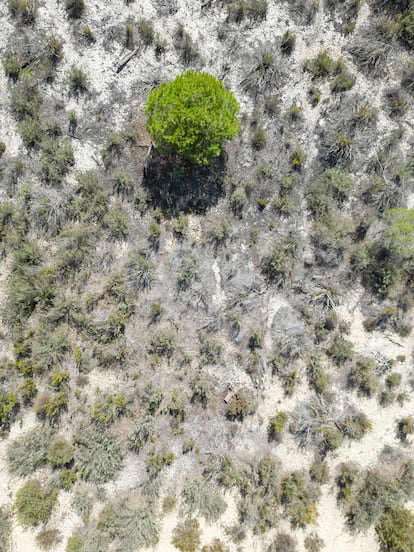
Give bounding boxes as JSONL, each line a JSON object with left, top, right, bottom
{"left": 142, "top": 150, "right": 227, "bottom": 217}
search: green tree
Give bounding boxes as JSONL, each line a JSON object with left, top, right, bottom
{"left": 145, "top": 71, "right": 239, "bottom": 165}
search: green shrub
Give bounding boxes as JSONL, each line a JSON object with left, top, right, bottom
{"left": 262, "top": 236, "right": 298, "bottom": 286}
{"left": 7, "top": 427, "right": 53, "bottom": 476}
{"left": 35, "top": 391, "right": 68, "bottom": 423}
{"left": 146, "top": 446, "right": 174, "bottom": 477}
{"left": 3, "top": 51, "right": 21, "bottom": 80}
{"left": 347, "top": 470, "right": 404, "bottom": 532}
{"left": 40, "top": 138, "right": 74, "bottom": 185}
{"left": 146, "top": 71, "right": 239, "bottom": 165}
{"left": 376, "top": 507, "right": 414, "bottom": 552}
{"left": 0, "top": 390, "right": 19, "bottom": 431}
{"left": 66, "top": 535, "right": 82, "bottom": 552}
{"left": 172, "top": 518, "right": 201, "bottom": 552}
{"left": 305, "top": 50, "right": 336, "bottom": 77}
{"left": 14, "top": 480, "right": 58, "bottom": 527}
{"left": 74, "top": 428, "right": 123, "bottom": 483}
{"left": 19, "top": 377, "right": 37, "bottom": 404}
{"left": 327, "top": 336, "right": 354, "bottom": 364}
{"left": 268, "top": 411, "right": 288, "bottom": 443}
{"left": 348, "top": 357, "right": 379, "bottom": 397}
{"left": 148, "top": 330, "right": 175, "bottom": 357}
{"left": 280, "top": 472, "right": 319, "bottom": 527}
{"left": 104, "top": 208, "right": 129, "bottom": 239}
{"left": 332, "top": 61, "right": 355, "bottom": 92}
{"left": 58, "top": 468, "right": 77, "bottom": 489}
{"left": 48, "top": 437, "right": 74, "bottom": 467}
{"left": 268, "top": 533, "right": 297, "bottom": 552}
{"left": 385, "top": 208, "right": 414, "bottom": 259}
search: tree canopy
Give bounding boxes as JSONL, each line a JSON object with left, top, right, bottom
{"left": 145, "top": 71, "right": 239, "bottom": 166}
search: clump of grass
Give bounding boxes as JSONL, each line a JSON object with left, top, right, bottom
{"left": 7, "top": 427, "right": 53, "bottom": 476}
{"left": 8, "top": 0, "right": 37, "bottom": 24}
{"left": 74, "top": 428, "right": 123, "bottom": 483}
{"left": 242, "top": 49, "right": 285, "bottom": 97}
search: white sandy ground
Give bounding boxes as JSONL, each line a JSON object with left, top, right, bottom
{"left": 0, "top": 0, "right": 413, "bottom": 550}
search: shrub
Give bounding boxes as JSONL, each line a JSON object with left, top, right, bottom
{"left": 304, "top": 533, "right": 325, "bottom": 552}
{"left": 146, "top": 446, "right": 174, "bottom": 477}
{"left": 332, "top": 62, "right": 355, "bottom": 92}
{"left": 67, "top": 65, "right": 88, "bottom": 93}
{"left": 181, "top": 478, "right": 227, "bottom": 523}
{"left": 40, "top": 138, "right": 74, "bottom": 185}
{"left": 14, "top": 480, "right": 58, "bottom": 527}
{"left": 327, "top": 336, "right": 354, "bottom": 364}
{"left": 347, "top": 470, "right": 404, "bottom": 531}
{"left": 48, "top": 437, "right": 74, "bottom": 467}
{"left": 0, "top": 390, "right": 19, "bottom": 431}
{"left": 384, "top": 208, "right": 414, "bottom": 259}
{"left": 74, "top": 428, "right": 123, "bottom": 483}
{"left": 128, "top": 414, "right": 154, "bottom": 452}
{"left": 8, "top": 0, "right": 37, "bottom": 23}
{"left": 398, "top": 416, "right": 414, "bottom": 441}
{"left": 65, "top": 0, "right": 85, "bottom": 18}
{"left": 35, "top": 391, "right": 68, "bottom": 423}
{"left": 251, "top": 125, "right": 267, "bottom": 149}
{"left": 104, "top": 208, "right": 129, "bottom": 239}
{"left": 36, "top": 528, "right": 62, "bottom": 550}
{"left": 172, "top": 518, "right": 201, "bottom": 552}
{"left": 399, "top": 3, "right": 414, "bottom": 48}
{"left": 305, "top": 50, "right": 336, "bottom": 77}
{"left": 202, "top": 540, "right": 229, "bottom": 552}
{"left": 348, "top": 357, "right": 379, "bottom": 396}
{"left": 148, "top": 330, "right": 175, "bottom": 357}
{"left": 268, "top": 533, "right": 297, "bottom": 552}
{"left": 3, "top": 52, "right": 21, "bottom": 80}
{"left": 146, "top": 71, "right": 239, "bottom": 165}
{"left": 7, "top": 427, "right": 53, "bottom": 476}
{"left": 262, "top": 236, "right": 298, "bottom": 286}
{"left": 280, "top": 472, "right": 319, "bottom": 527}
{"left": 268, "top": 411, "right": 288, "bottom": 443}
{"left": 138, "top": 18, "right": 155, "bottom": 45}
{"left": 225, "top": 389, "right": 257, "bottom": 421}
{"left": 376, "top": 507, "right": 414, "bottom": 552}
